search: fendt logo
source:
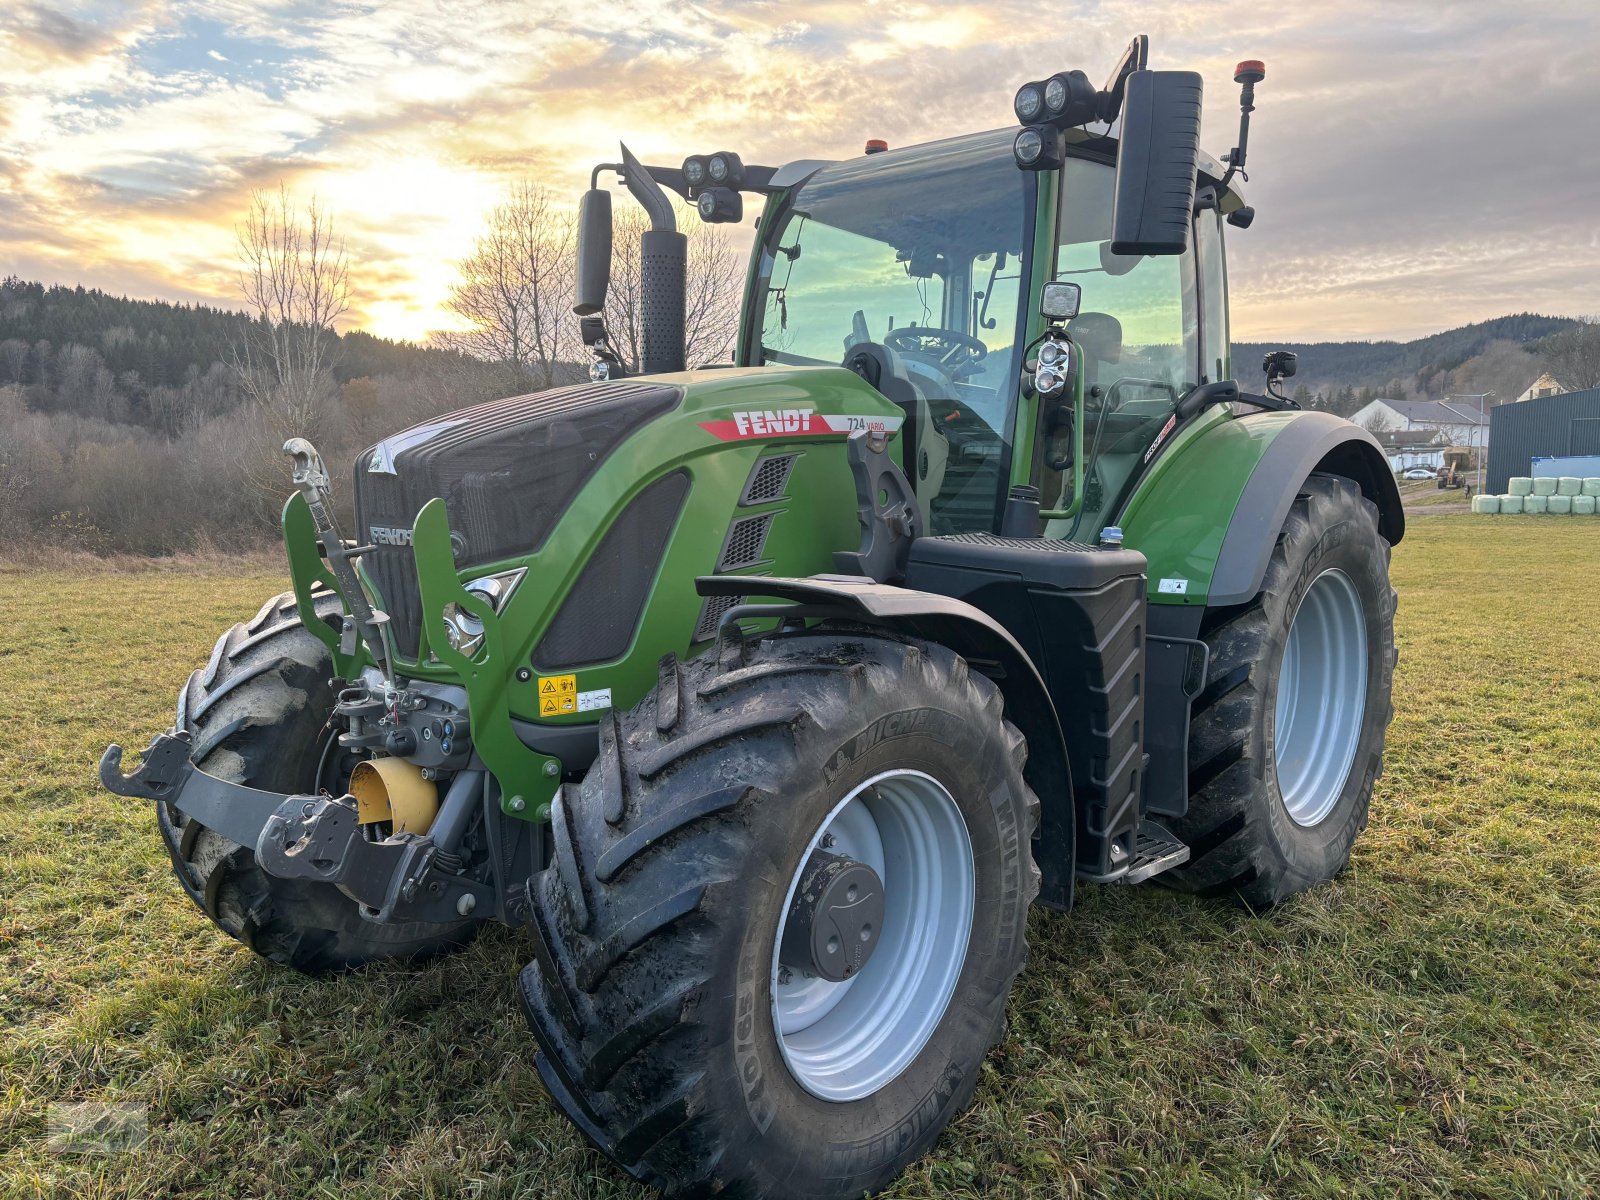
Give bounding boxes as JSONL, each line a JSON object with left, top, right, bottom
{"left": 369, "top": 525, "right": 413, "bottom": 546}
{"left": 733, "top": 407, "right": 813, "bottom": 436}
{"left": 699, "top": 407, "right": 904, "bottom": 442}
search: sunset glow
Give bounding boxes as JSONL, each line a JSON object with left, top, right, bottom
{"left": 3, "top": 1, "right": 1597, "bottom": 343}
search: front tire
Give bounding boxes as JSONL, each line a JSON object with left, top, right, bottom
{"left": 1166, "top": 473, "right": 1397, "bottom": 907}
{"left": 519, "top": 631, "right": 1039, "bottom": 1198}
{"left": 157, "top": 590, "right": 479, "bottom": 972}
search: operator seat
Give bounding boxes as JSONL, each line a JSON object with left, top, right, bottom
{"left": 1067, "top": 311, "right": 1123, "bottom": 394}
{"left": 842, "top": 342, "right": 949, "bottom": 510}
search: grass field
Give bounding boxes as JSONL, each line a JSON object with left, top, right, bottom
{"left": 3, "top": 517, "right": 1599, "bottom": 1199}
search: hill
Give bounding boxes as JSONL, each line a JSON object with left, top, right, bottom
{"left": 1232, "top": 314, "right": 1574, "bottom": 407}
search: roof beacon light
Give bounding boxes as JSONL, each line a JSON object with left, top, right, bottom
{"left": 1220, "top": 58, "right": 1265, "bottom": 189}
{"left": 865, "top": 138, "right": 889, "bottom": 155}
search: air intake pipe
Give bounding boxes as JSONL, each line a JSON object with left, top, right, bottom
{"left": 620, "top": 143, "right": 687, "bottom": 375}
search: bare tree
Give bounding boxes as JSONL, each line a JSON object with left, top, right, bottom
{"left": 231, "top": 185, "right": 351, "bottom": 434}
{"left": 1540, "top": 316, "right": 1600, "bottom": 392}
{"left": 602, "top": 201, "right": 744, "bottom": 373}
{"left": 1359, "top": 406, "right": 1397, "bottom": 434}
{"left": 441, "top": 181, "right": 575, "bottom": 390}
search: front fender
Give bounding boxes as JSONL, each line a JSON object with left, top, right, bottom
{"left": 1120, "top": 408, "right": 1404, "bottom": 608}
{"left": 696, "top": 574, "right": 1076, "bottom": 911}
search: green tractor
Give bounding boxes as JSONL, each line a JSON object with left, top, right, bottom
{"left": 103, "top": 38, "right": 1401, "bottom": 1199}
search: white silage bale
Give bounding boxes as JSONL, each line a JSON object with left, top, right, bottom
{"left": 1471, "top": 495, "right": 1500, "bottom": 514}
{"left": 1583, "top": 478, "right": 1600, "bottom": 497}
{"left": 1558, "top": 477, "right": 1582, "bottom": 496}
{"left": 1549, "top": 495, "right": 1573, "bottom": 514}
{"left": 1509, "top": 477, "right": 1534, "bottom": 496}
{"left": 1524, "top": 494, "right": 1549, "bottom": 513}
{"left": 1573, "top": 495, "right": 1597, "bottom": 515}
{"left": 1532, "top": 477, "right": 1558, "bottom": 496}
{"left": 1499, "top": 495, "right": 1524, "bottom": 513}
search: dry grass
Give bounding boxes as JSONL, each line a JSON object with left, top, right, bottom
{"left": 2, "top": 515, "right": 1598, "bottom": 1198}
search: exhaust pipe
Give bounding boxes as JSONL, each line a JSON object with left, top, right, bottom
{"left": 619, "top": 142, "right": 687, "bottom": 375}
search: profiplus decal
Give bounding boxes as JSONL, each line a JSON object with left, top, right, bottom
{"left": 699, "top": 407, "right": 905, "bottom": 442}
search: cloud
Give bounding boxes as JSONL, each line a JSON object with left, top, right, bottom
{"left": 1, "top": 0, "right": 1596, "bottom": 343}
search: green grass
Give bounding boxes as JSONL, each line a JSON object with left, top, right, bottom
{"left": 3, "top": 519, "right": 1599, "bottom": 1198}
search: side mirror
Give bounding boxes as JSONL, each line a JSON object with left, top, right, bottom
{"left": 1112, "top": 70, "right": 1203, "bottom": 255}
{"left": 1041, "top": 281, "right": 1082, "bottom": 321}
{"left": 573, "top": 188, "right": 613, "bottom": 316}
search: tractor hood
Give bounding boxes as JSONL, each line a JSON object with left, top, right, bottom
{"left": 354, "top": 379, "right": 682, "bottom": 658}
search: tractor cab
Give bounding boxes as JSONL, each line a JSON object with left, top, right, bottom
{"left": 739, "top": 126, "right": 1249, "bottom": 542}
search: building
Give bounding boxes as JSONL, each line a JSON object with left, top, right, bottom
{"left": 1349, "top": 396, "right": 1492, "bottom": 450}
{"left": 1372, "top": 429, "right": 1447, "bottom": 471}
{"left": 1516, "top": 372, "right": 1566, "bottom": 403}
{"left": 1486, "top": 387, "right": 1600, "bottom": 492}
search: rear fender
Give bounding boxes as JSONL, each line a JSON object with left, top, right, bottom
{"left": 697, "top": 573, "right": 1076, "bottom": 911}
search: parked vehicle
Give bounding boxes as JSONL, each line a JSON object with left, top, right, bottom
{"left": 103, "top": 39, "right": 1402, "bottom": 1200}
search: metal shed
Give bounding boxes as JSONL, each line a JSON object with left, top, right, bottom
{"left": 1486, "top": 387, "right": 1600, "bottom": 493}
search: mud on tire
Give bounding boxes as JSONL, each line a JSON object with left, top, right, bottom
{"left": 157, "top": 590, "right": 478, "bottom": 973}
{"left": 519, "top": 630, "right": 1040, "bottom": 1199}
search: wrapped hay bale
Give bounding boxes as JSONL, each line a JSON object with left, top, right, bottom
{"left": 1548, "top": 495, "right": 1573, "bottom": 514}
{"left": 1471, "top": 495, "right": 1500, "bottom": 514}
{"left": 1573, "top": 495, "right": 1597, "bottom": 516}
{"left": 1509, "top": 477, "right": 1534, "bottom": 496}
{"left": 1500, "top": 495, "right": 1524, "bottom": 514}
{"left": 1532, "top": 477, "right": 1558, "bottom": 496}
{"left": 1524, "top": 494, "right": 1549, "bottom": 513}
{"left": 1557, "top": 477, "right": 1583, "bottom": 496}
{"left": 1583, "top": 478, "right": 1600, "bottom": 497}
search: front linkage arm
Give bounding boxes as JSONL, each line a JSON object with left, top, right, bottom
{"left": 100, "top": 731, "right": 489, "bottom": 924}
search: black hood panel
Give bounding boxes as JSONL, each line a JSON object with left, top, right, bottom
{"left": 352, "top": 379, "right": 682, "bottom": 658}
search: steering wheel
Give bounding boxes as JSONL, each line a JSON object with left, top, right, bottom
{"left": 883, "top": 326, "right": 988, "bottom": 376}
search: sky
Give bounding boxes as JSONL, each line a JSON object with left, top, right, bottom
{"left": 1, "top": 0, "right": 1596, "bottom": 345}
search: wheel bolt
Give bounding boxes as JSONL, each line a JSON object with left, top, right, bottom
{"left": 821, "top": 833, "right": 836, "bottom": 849}
{"left": 777, "top": 967, "right": 792, "bottom": 985}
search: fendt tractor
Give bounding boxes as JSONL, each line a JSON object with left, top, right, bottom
{"left": 104, "top": 38, "right": 1402, "bottom": 1199}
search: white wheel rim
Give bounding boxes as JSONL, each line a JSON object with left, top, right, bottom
{"left": 1274, "top": 567, "right": 1369, "bottom": 827}
{"left": 770, "top": 769, "right": 974, "bottom": 1102}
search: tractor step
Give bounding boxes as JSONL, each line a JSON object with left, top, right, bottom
{"left": 1121, "top": 821, "right": 1190, "bottom": 884}
{"left": 1077, "top": 819, "right": 1190, "bottom": 885}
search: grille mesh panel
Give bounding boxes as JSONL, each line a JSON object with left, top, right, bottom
{"left": 740, "top": 454, "right": 797, "bottom": 505}
{"left": 533, "top": 471, "right": 691, "bottom": 671}
{"left": 717, "top": 512, "right": 775, "bottom": 571}
{"left": 694, "top": 592, "right": 745, "bottom": 643}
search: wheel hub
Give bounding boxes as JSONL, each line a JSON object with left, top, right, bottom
{"left": 770, "top": 769, "right": 975, "bottom": 1102}
{"left": 778, "top": 851, "right": 885, "bottom": 983}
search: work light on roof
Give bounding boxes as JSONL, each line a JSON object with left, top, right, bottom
{"left": 1013, "top": 81, "right": 1045, "bottom": 124}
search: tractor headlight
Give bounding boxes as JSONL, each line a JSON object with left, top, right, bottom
{"left": 1014, "top": 81, "right": 1044, "bottom": 123}
{"left": 1013, "top": 125, "right": 1063, "bottom": 171}
{"left": 707, "top": 151, "right": 743, "bottom": 188}
{"left": 1043, "top": 74, "right": 1068, "bottom": 115}
{"left": 682, "top": 156, "right": 707, "bottom": 188}
{"left": 440, "top": 568, "right": 525, "bottom": 659}
{"left": 696, "top": 186, "right": 743, "bottom": 224}
{"left": 1034, "top": 366, "right": 1065, "bottom": 397}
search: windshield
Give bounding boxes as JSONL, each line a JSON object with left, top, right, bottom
{"left": 748, "top": 131, "right": 1032, "bottom": 533}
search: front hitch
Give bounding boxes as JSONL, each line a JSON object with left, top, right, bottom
{"left": 100, "top": 731, "right": 490, "bottom": 923}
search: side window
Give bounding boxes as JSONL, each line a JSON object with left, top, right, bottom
{"left": 1196, "top": 210, "right": 1230, "bottom": 384}
{"left": 1054, "top": 157, "right": 1199, "bottom": 405}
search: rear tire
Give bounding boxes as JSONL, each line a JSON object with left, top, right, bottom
{"left": 157, "top": 590, "right": 478, "bottom": 973}
{"left": 1166, "top": 473, "right": 1397, "bottom": 907}
{"left": 519, "top": 631, "right": 1039, "bottom": 1198}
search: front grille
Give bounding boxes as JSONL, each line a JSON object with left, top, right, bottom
{"left": 533, "top": 471, "right": 691, "bottom": 671}
{"left": 353, "top": 380, "right": 682, "bottom": 658}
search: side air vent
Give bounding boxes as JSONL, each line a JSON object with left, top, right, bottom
{"left": 533, "top": 471, "right": 691, "bottom": 671}
{"left": 694, "top": 592, "right": 745, "bottom": 643}
{"left": 717, "top": 512, "right": 776, "bottom": 571}
{"left": 740, "top": 454, "right": 797, "bottom": 505}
